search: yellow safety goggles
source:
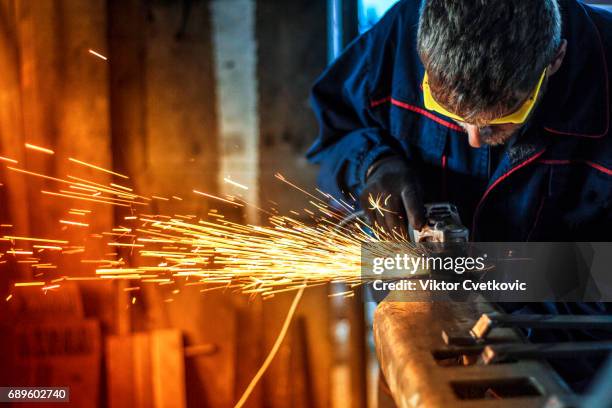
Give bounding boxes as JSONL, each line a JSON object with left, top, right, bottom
{"left": 422, "top": 68, "right": 547, "bottom": 125}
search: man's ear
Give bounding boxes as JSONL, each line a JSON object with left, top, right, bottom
{"left": 547, "top": 39, "right": 567, "bottom": 76}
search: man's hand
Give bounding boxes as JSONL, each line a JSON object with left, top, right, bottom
{"left": 360, "top": 156, "right": 426, "bottom": 238}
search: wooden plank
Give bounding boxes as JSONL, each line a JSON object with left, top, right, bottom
{"left": 156, "top": 290, "right": 237, "bottom": 408}
{"left": 132, "top": 332, "right": 154, "bottom": 408}
{"left": 150, "top": 329, "right": 187, "bottom": 408}
{"left": 107, "top": 329, "right": 186, "bottom": 408}
{"left": 107, "top": 334, "right": 136, "bottom": 408}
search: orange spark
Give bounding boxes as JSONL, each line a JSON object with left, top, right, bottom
{"left": 368, "top": 193, "right": 394, "bottom": 217}
{"left": 193, "top": 190, "right": 244, "bottom": 207}
{"left": 3, "top": 236, "right": 68, "bottom": 244}
{"left": 8, "top": 166, "right": 69, "bottom": 184}
{"left": 110, "top": 183, "right": 133, "bottom": 191}
{"left": 14, "top": 281, "right": 45, "bottom": 287}
{"left": 33, "top": 245, "right": 63, "bottom": 251}
{"left": 69, "top": 157, "right": 129, "bottom": 179}
{"left": 60, "top": 220, "right": 89, "bottom": 227}
{"left": 71, "top": 209, "right": 91, "bottom": 213}
{"left": 42, "top": 190, "right": 130, "bottom": 207}
{"left": 88, "top": 49, "right": 108, "bottom": 60}
{"left": 223, "top": 177, "right": 249, "bottom": 190}
{"left": 25, "top": 143, "right": 55, "bottom": 155}
{"left": 6, "top": 250, "right": 33, "bottom": 255}
{"left": 0, "top": 155, "right": 18, "bottom": 164}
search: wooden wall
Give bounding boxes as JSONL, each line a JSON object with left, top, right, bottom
{"left": 0, "top": 0, "right": 336, "bottom": 407}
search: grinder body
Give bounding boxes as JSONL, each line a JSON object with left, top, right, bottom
{"left": 410, "top": 203, "right": 469, "bottom": 243}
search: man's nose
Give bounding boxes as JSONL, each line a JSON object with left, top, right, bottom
{"left": 465, "top": 124, "right": 491, "bottom": 148}
{"left": 465, "top": 124, "right": 481, "bottom": 147}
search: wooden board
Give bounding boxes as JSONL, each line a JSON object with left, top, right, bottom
{"left": 106, "top": 329, "right": 186, "bottom": 408}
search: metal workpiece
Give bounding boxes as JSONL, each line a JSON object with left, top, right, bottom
{"left": 480, "top": 342, "right": 612, "bottom": 365}
{"left": 374, "top": 300, "right": 570, "bottom": 408}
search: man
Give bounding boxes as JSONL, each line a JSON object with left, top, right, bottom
{"left": 307, "top": 0, "right": 611, "bottom": 389}
{"left": 307, "top": 0, "right": 610, "bottom": 242}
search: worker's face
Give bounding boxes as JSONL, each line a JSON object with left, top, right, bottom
{"left": 454, "top": 80, "right": 545, "bottom": 148}
{"left": 454, "top": 121, "right": 521, "bottom": 148}
{"left": 451, "top": 40, "right": 567, "bottom": 149}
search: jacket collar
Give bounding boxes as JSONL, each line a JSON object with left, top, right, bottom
{"left": 537, "top": 0, "right": 609, "bottom": 138}
{"left": 488, "top": 125, "right": 549, "bottom": 187}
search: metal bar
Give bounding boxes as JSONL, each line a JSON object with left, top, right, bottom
{"left": 583, "top": 354, "right": 612, "bottom": 408}
{"left": 327, "top": 0, "right": 343, "bottom": 63}
{"left": 471, "top": 313, "right": 612, "bottom": 341}
{"left": 480, "top": 342, "right": 612, "bottom": 364}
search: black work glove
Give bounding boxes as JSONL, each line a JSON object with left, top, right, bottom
{"left": 359, "top": 156, "right": 426, "bottom": 238}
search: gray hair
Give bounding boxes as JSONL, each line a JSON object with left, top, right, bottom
{"left": 417, "top": 0, "right": 561, "bottom": 124}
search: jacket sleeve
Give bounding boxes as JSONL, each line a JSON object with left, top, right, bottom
{"left": 306, "top": 32, "right": 402, "bottom": 203}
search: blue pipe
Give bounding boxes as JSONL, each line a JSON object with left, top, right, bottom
{"left": 327, "top": 0, "right": 343, "bottom": 63}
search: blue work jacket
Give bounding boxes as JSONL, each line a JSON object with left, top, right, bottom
{"left": 307, "top": 0, "right": 611, "bottom": 242}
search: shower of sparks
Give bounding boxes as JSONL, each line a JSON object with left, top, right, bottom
{"left": 88, "top": 49, "right": 108, "bottom": 60}
{"left": 25, "top": 143, "right": 55, "bottom": 155}
{"left": 0, "top": 149, "right": 420, "bottom": 298}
